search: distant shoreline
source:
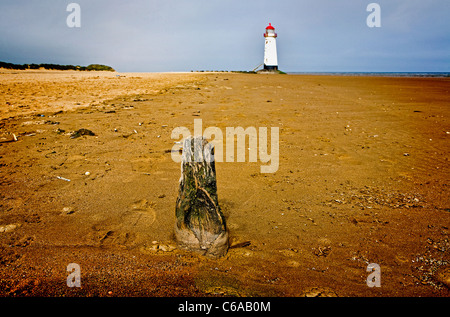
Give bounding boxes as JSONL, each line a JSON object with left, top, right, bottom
{"left": 288, "top": 71, "right": 450, "bottom": 78}
{"left": 0, "top": 61, "right": 115, "bottom": 72}
{"left": 1, "top": 67, "right": 448, "bottom": 78}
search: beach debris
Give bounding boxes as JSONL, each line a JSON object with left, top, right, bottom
{"left": 165, "top": 148, "right": 182, "bottom": 155}
{"left": 44, "top": 120, "right": 60, "bottom": 125}
{"left": 56, "top": 176, "right": 71, "bottom": 182}
{"left": 0, "top": 223, "right": 21, "bottom": 233}
{"left": 62, "top": 207, "right": 75, "bottom": 215}
{"left": 174, "top": 136, "right": 229, "bottom": 257}
{"left": 0, "top": 134, "right": 18, "bottom": 143}
{"left": 327, "top": 186, "right": 425, "bottom": 210}
{"left": 120, "top": 133, "right": 133, "bottom": 139}
{"left": 158, "top": 244, "right": 176, "bottom": 252}
{"left": 70, "top": 128, "right": 96, "bottom": 139}
{"left": 140, "top": 242, "right": 177, "bottom": 253}
{"left": 229, "top": 241, "right": 251, "bottom": 249}
{"left": 144, "top": 244, "right": 159, "bottom": 252}
{"left": 413, "top": 237, "right": 449, "bottom": 289}
{"left": 84, "top": 171, "right": 91, "bottom": 176}
{"left": 313, "top": 245, "right": 332, "bottom": 257}
{"left": 434, "top": 266, "right": 450, "bottom": 288}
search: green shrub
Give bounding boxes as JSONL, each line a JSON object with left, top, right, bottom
{"left": 0, "top": 61, "right": 115, "bottom": 72}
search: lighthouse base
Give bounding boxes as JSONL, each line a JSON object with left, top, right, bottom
{"left": 263, "top": 65, "right": 278, "bottom": 71}
{"left": 257, "top": 68, "right": 284, "bottom": 74}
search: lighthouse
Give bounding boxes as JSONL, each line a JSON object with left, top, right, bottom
{"left": 263, "top": 23, "right": 278, "bottom": 71}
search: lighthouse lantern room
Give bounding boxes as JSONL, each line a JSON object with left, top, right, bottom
{"left": 263, "top": 23, "right": 278, "bottom": 71}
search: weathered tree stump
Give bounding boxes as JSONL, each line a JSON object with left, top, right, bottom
{"left": 174, "top": 136, "right": 229, "bottom": 257}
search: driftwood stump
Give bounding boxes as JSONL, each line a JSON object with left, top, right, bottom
{"left": 174, "top": 136, "right": 229, "bottom": 257}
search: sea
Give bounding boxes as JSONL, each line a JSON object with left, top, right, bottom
{"left": 287, "top": 72, "right": 450, "bottom": 77}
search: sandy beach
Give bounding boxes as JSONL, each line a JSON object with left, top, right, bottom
{"left": 0, "top": 69, "right": 449, "bottom": 297}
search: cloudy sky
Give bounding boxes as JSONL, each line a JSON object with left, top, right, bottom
{"left": 0, "top": 0, "right": 449, "bottom": 72}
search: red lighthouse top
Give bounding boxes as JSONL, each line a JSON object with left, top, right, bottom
{"left": 264, "top": 23, "right": 277, "bottom": 37}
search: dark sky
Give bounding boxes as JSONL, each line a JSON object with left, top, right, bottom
{"left": 0, "top": 0, "right": 449, "bottom": 72}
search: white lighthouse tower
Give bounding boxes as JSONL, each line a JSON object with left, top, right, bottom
{"left": 263, "top": 23, "right": 278, "bottom": 71}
